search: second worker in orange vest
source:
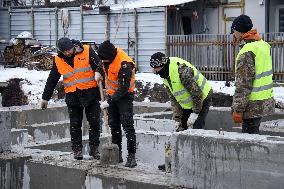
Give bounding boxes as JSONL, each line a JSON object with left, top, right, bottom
{"left": 96, "top": 40, "right": 137, "bottom": 168}
{"left": 41, "top": 37, "right": 101, "bottom": 160}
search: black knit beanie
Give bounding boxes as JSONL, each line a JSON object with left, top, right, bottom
{"left": 56, "top": 37, "right": 74, "bottom": 52}
{"left": 231, "top": 14, "right": 253, "bottom": 34}
{"left": 150, "top": 52, "right": 169, "bottom": 68}
{"left": 97, "top": 40, "right": 116, "bottom": 61}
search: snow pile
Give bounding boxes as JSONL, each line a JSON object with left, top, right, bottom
{"left": 0, "top": 66, "right": 60, "bottom": 105}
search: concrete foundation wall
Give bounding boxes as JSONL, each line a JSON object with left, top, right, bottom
{"left": 0, "top": 102, "right": 170, "bottom": 129}
{"left": 11, "top": 129, "right": 29, "bottom": 145}
{"left": 170, "top": 130, "right": 284, "bottom": 189}
{"left": 0, "top": 111, "right": 11, "bottom": 152}
{"left": 139, "top": 107, "right": 284, "bottom": 133}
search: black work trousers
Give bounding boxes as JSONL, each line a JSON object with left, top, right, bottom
{"left": 180, "top": 96, "right": 211, "bottom": 129}
{"left": 107, "top": 94, "right": 136, "bottom": 154}
{"left": 242, "top": 117, "right": 262, "bottom": 134}
{"left": 68, "top": 100, "right": 101, "bottom": 151}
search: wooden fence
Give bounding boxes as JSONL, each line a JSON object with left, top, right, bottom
{"left": 167, "top": 33, "right": 284, "bottom": 81}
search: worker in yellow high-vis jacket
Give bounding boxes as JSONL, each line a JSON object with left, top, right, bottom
{"left": 150, "top": 52, "right": 213, "bottom": 132}
{"left": 231, "top": 15, "right": 275, "bottom": 134}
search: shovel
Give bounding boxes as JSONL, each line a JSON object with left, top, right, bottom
{"left": 98, "top": 80, "right": 119, "bottom": 165}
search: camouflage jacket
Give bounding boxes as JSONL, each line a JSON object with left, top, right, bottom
{"left": 165, "top": 64, "right": 212, "bottom": 122}
{"left": 232, "top": 40, "right": 275, "bottom": 119}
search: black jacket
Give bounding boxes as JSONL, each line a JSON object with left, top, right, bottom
{"left": 42, "top": 43, "right": 101, "bottom": 107}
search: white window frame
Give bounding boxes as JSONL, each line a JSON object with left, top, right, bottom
{"left": 275, "top": 5, "right": 284, "bottom": 32}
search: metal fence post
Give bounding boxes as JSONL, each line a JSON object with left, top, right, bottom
{"left": 8, "top": 6, "right": 11, "bottom": 39}
{"left": 80, "top": 5, "right": 83, "bottom": 40}
{"left": 55, "top": 7, "right": 58, "bottom": 42}
{"left": 31, "top": 7, "right": 34, "bottom": 37}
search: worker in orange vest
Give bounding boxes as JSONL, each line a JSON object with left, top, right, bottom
{"left": 41, "top": 37, "right": 101, "bottom": 160}
{"left": 95, "top": 40, "right": 137, "bottom": 168}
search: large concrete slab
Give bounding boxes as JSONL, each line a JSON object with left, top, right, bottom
{"left": 170, "top": 129, "right": 284, "bottom": 189}
{"left": 0, "top": 111, "right": 12, "bottom": 152}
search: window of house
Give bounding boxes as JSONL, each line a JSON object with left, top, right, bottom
{"left": 279, "top": 8, "right": 284, "bottom": 32}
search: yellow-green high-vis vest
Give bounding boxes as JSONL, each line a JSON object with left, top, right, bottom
{"left": 164, "top": 57, "right": 212, "bottom": 109}
{"left": 236, "top": 40, "right": 274, "bottom": 101}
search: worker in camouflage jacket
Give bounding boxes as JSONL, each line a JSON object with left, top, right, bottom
{"left": 231, "top": 15, "right": 275, "bottom": 134}
{"left": 150, "top": 52, "right": 213, "bottom": 132}
{"left": 41, "top": 37, "right": 101, "bottom": 160}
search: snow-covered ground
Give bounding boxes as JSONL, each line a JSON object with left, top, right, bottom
{"left": 0, "top": 66, "right": 284, "bottom": 105}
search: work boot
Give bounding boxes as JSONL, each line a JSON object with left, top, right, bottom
{"left": 158, "top": 164, "right": 166, "bottom": 171}
{"left": 73, "top": 149, "right": 83, "bottom": 160}
{"left": 89, "top": 145, "right": 100, "bottom": 160}
{"left": 125, "top": 153, "right": 137, "bottom": 168}
{"left": 119, "top": 151, "right": 123, "bottom": 163}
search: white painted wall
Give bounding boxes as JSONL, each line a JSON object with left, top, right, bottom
{"left": 244, "top": 0, "right": 266, "bottom": 33}
{"left": 201, "top": 0, "right": 266, "bottom": 34}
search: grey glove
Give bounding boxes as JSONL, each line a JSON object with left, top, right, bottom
{"left": 187, "top": 113, "right": 198, "bottom": 128}
{"left": 41, "top": 100, "right": 48, "bottom": 110}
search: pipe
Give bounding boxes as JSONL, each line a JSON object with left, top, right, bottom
{"left": 31, "top": 7, "right": 34, "bottom": 37}
{"left": 80, "top": 6, "right": 83, "bottom": 40}
{"left": 8, "top": 6, "right": 11, "bottom": 39}
{"left": 55, "top": 7, "right": 58, "bottom": 42}
{"left": 134, "top": 8, "right": 138, "bottom": 71}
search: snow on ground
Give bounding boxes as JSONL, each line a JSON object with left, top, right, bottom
{"left": 0, "top": 66, "right": 61, "bottom": 104}
{"left": 0, "top": 67, "right": 284, "bottom": 104}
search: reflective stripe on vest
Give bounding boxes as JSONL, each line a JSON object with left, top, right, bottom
{"left": 64, "top": 76, "right": 96, "bottom": 87}
{"left": 103, "top": 48, "right": 136, "bottom": 96}
{"left": 55, "top": 45, "right": 97, "bottom": 93}
{"left": 63, "top": 67, "right": 93, "bottom": 79}
{"left": 164, "top": 57, "right": 212, "bottom": 109}
{"left": 236, "top": 40, "right": 274, "bottom": 101}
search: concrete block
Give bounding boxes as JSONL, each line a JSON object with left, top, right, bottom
{"left": 134, "top": 117, "right": 175, "bottom": 132}
{"left": 170, "top": 129, "right": 284, "bottom": 189}
{"left": 135, "top": 131, "right": 171, "bottom": 167}
{"left": 27, "top": 121, "right": 71, "bottom": 142}
{"left": 11, "top": 128, "right": 28, "bottom": 145}
{"left": 133, "top": 102, "right": 170, "bottom": 114}
{"left": 0, "top": 111, "right": 11, "bottom": 152}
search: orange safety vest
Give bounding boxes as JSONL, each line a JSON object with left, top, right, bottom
{"left": 55, "top": 45, "right": 97, "bottom": 93}
{"left": 103, "top": 48, "right": 135, "bottom": 96}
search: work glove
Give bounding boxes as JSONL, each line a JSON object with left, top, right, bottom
{"left": 100, "top": 100, "right": 109, "bottom": 110}
{"left": 41, "top": 100, "right": 48, "bottom": 110}
{"left": 232, "top": 111, "right": 243, "bottom": 123}
{"left": 187, "top": 113, "right": 199, "bottom": 128}
{"left": 95, "top": 72, "right": 102, "bottom": 82}
{"left": 175, "top": 122, "right": 185, "bottom": 132}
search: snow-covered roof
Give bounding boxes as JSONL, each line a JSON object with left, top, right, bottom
{"left": 111, "top": 0, "right": 196, "bottom": 10}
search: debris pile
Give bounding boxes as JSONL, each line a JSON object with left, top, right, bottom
{"left": 3, "top": 32, "right": 54, "bottom": 70}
